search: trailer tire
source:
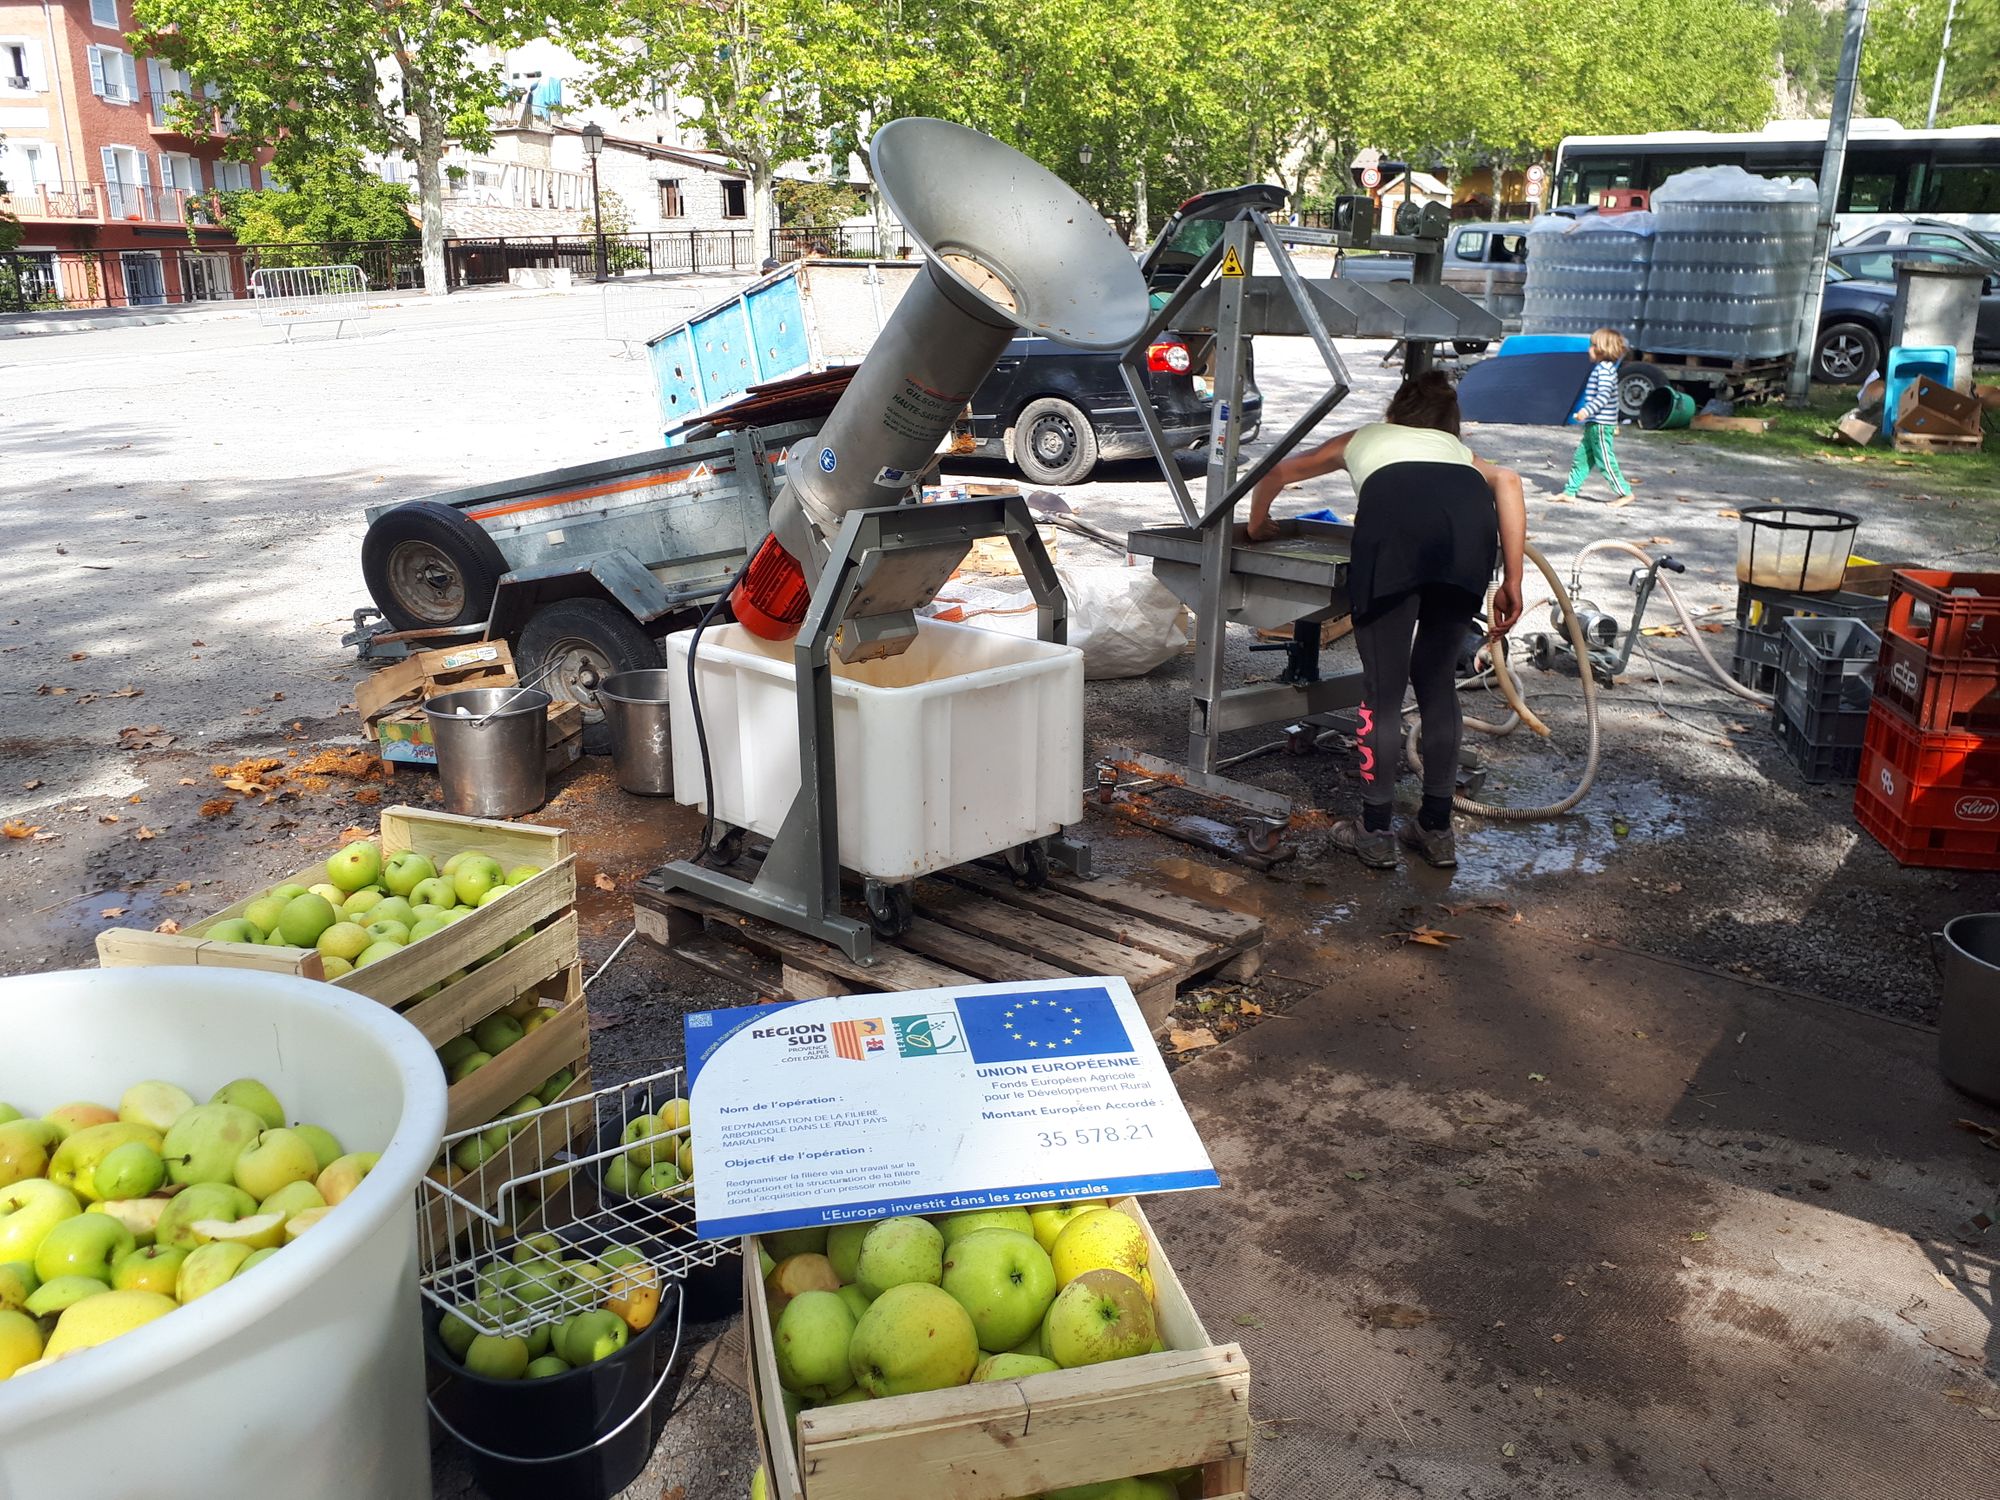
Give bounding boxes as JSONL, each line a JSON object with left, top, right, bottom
{"left": 1615, "top": 363, "right": 1669, "bottom": 423}
{"left": 517, "top": 599, "right": 661, "bottom": 755}
{"left": 1453, "top": 340, "right": 1489, "bottom": 355}
{"left": 361, "top": 502, "right": 509, "bottom": 633}
{"left": 1014, "top": 397, "right": 1099, "bottom": 487}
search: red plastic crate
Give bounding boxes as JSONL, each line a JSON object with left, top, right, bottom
{"left": 1874, "top": 629, "right": 2000, "bottom": 734}
{"left": 1853, "top": 707, "right": 2000, "bottom": 868}
{"left": 1882, "top": 570, "right": 2000, "bottom": 663}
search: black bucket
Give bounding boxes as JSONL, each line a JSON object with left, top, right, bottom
{"left": 1936, "top": 913, "right": 2000, "bottom": 1105}
{"left": 590, "top": 1092, "right": 744, "bottom": 1325}
{"left": 425, "top": 1281, "right": 687, "bottom": 1500}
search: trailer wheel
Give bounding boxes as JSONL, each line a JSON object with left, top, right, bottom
{"left": 1453, "top": 340, "right": 1489, "bottom": 355}
{"left": 1615, "top": 363, "right": 1669, "bottom": 423}
{"left": 360, "top": 502, "right": 509, "bottom": 632}
{"left": 517, "top": 599, "right": 661, "bottom": 754}
{"left": 1014, "top": 397, "right": 1099, "bottom": 486}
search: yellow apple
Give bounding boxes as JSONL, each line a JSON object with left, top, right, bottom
{"left": 0, "top": 1308, "right": 42, "bottom": 1378}
{"left": 1050, "top": 1208, "right": 1155, "bottom": 1300}
{"left": 43, "top": 1288, "right": 175, "bottom": 1357}
{"left": 190, "top": 1211, "right": 287, "bottom": 1251}
{"left": 284, "top": 1206, "right": 333, "bottom": 1240}
{"left": 1025, "top": 1198, "right": 1108, "bottom": 1255}
{"left": 316, "top": 1151, "right": 380, "bottom": 1205}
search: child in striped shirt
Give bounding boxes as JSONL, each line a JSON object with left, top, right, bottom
{"left": 1561, "top": 328, "right": 1632, "bottom": 503}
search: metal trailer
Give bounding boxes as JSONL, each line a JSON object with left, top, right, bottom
{"left": 353, "top": 421, "right": 814, "bottom": 750}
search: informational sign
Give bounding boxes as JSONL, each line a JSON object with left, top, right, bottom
{"left": 683, "top": 977, "right": 1219, "bottom": 1239}
{"left": 1360, "top": 166, "right": 1382, "bottom": 190}
{"left": 1218, "top": 246, "right": 1246, "bottom": 278}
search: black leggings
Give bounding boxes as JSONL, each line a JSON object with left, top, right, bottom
{"left": 1353, "top": 586, "right": 1477, "bottom": 813}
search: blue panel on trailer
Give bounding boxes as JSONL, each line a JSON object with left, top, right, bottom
{"left": 650, "top": 327, "right": 702, "bottom": 428}
{"left": 692, "top": 301, "right": 758, "bottom": 413}
{"left": 1497, "top": 334, "right": 1592, "bottom": 358}
{"left": 745, "top": 279, "right": 812, "bottom": 383}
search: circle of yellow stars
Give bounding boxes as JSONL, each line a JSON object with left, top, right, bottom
{"left": 1002, "top": 997, "right": 1085, "bottom": 1049}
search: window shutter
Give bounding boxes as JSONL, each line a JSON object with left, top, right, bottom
{"left": 187, "top": 158, "right": 203, "bottom": 192}
{"left": 135, "top": 153, "right": 149, "bottom": 187}
{"left": 158, "top": 154, "right": 173, "bottom": 189}
{"left": 100, "top": 146, "right": 118, "bottom": 185}
{"left": 87, "top": 46, "right": 105, "bottom": 97}
{"left": 146, "top": 56, "right": 162, "bottom": 97}
{"left": 121, "top": 52, "right": 138, "bottom": 103}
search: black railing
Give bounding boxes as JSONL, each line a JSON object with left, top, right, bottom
{"left": 769, "top": 224, "right": 911, "bottom": 262}
{"left": 448, "top": 230, "right": 759, "bottom": 286}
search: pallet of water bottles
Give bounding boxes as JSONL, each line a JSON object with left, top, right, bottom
{"left": 1854, "top": 571, "right": 2000, "bottom": 869}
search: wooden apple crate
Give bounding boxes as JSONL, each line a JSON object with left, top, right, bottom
{"left": 743, "top": 1197, "right": 1250, "bottom": 1500}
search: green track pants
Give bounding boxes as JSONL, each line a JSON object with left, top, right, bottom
{"left": 1563, "top": 425, "right": 1630, "bottom": 498}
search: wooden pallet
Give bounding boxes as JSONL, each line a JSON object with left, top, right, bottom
{"left": 1894, "top": 430, "right": 1985, "bottom": 456}
{"left": 633, "top": 864, "right": 1263, "bottom": 1033}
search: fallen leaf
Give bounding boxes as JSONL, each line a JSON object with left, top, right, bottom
{"left": 1689, "top": 1230, "right": 1709, "bottom": 1242}
{"left": 1641, "top": 536, "right": 1674, "bottom": 546}
{"left": 168, "top": 880, "right": 191, "bottom": 894}
{"left": 337, "top": 826, "right": 374, "bottom": 845}
{"left": 593, "top": 873, "right": 617, "bottom": 892}
{"left": 1232, "top": 1314, "right": 1265, "bottom": 1328}
{"left": 126, "top": 793, "right": 140, "bottom": 804}
{"left": 1640, "top": 624, "right": 1684, "bottom": 638}
{"left": 155, "top": 918, "right": 181, "bottom": 934}
{"left": 1440, "top": 901, "right": 1508, "bottom": 918}
{"left": 98, "top": 814, "right": 120, "bottom": 824}
{"left": 2, "top": 820, "right": 38, "bottom": 839}
{"left": 100, "top": 907, "right": 126, "bottom": 919}
{"left": 1501, "top": 1442, "right": 1517, "bottom": 1458}
{"left": 586, "top": 1012, "right": 620, "bottom": 1031}
{"left": 1551, "top": 1333, "right": 1566, "bottom": 1344}
{"left": 134, "top": 826, "right": 157, "bottom": 840}
{"left": 20, "top": 779, "right": 40, "bottom": 790}
{"left": 1169, "top": 1026, "right": 1219, "bottom": 1053}
{"left": 1695, "top": 622, "right": 1726, "bottom": 634}
{"left": 1934, "top": 1271, "right": 1956, "bottom": 1289}
{"left": 1680, "top": 1255, "right": 1696, "bottom": 1269}
{"left": 1717, "top": 508, "right": 1741, "bottom": 519}
{"left": 1612, "top": 818, "right": 1631, "bottom": 838}
{"left": 660, "top": 1486, "right": 686, "bottom": 1500}
{"left": 1365, "top": 1302, "right": 1428, "bottom": 1328}
{"left": 107, "top": 686, "right": 142, "bottom": 698}
{"left": 1345, "top": 1168, "right": 1369, "bottom": 1182}
{"left": 191, "top": 640, "right": 205, "bottom": 647}
{"left": 199, "top": 798, "right": 236, "bottom": 819}
{"left": 1238, "top": 999, "right": 1264, "bottom": 1016}
{"left": 1527, "top": 1071, "right": 1547, "bottom": 1083}
{"left": 271, "top": 691, "right": 286, "bottom": 702}
{"left": 178, "top": 777, "right": 196, "bottom": 786}
{"left": 1388, "top": 925, "right": 1460, "bottom": 947}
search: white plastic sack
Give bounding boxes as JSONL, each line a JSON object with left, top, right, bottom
{"left": 923, "top": 565, "right": 1192, "bottom": 679}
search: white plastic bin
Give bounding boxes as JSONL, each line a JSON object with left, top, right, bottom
{"left": 0, "top": 967, "right": 448, "bottom": 1500}
{"left": 664, "top": 618, "right": 1084, "bottom": 881}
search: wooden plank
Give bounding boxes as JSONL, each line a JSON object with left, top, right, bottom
{"left": 783, "top": 961, "right": 852, "bottom": 999}
{"left": 911, "top": 882, "right": 1177, "bottom": 988}
{"left": 402, "top": 912, "right": 579, "bottom": 1046}
{"left": 443, "top": 982, "right": 588, "bottom": 1133}
{"left": 746, "top": 1238, "right": 811, "bottom": 1500}
{"left": 1041, "top": 873, "right": 1262, "bottom": 949}
{"left": 421, "top": 1070, "right": 593, "bottom": 1260}
{"left": 1126, "top": 1196, "right": 1210, "bottom": 1349}
{"left": 941, "top": 867, "right": 1217, "bottom": 971}
{"left": 378, "top": 803, "right": 573, "bottom": 869}
{"left": 894, "top": 916, "right": 1071, "bottom": 984}
{"left": 1894, "top": 431, "right": 1984, "bottom": 455}
{"left": 96, "top": 928, "right": 327, "bottom": 978}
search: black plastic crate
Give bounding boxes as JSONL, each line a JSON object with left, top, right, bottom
{"left": 1775, "top": 702, "right": 1865, "bottom": 782}
{"left": 1775, "top": 669, "right": 1868, "bottom": 749}
{"left": 1732, "top": 583, "right": 1887, "bottom": 694}
{"left": 1779, "top": 615, "right": 1880, "bottom": 719}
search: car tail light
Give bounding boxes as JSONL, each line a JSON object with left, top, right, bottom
{"left": 1147, "top": 340, "right": 1192, "bottom": 374}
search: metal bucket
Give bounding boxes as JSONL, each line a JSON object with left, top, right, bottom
{"left": 424, "top": 686, "right": 552, "bottom": 818}
{"left": 1935, "top": 913, "right": 2000, "bottom": 1105}
{"left": 597, "top": 669, "right": 676, "bottom": 797}
{"left": 1638, "top": 386, "right": 1695, "bottom": 430}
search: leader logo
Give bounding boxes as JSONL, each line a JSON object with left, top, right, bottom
{"left": 893, "top": 1013, "right": 966, "bottom": 1058}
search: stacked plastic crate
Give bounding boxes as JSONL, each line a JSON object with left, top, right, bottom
{"left": 1773, "top": 617, "right": 1879, "bottom": 782}
{"left": 1855, "top": 571, "right": 2000, "bottom": 868}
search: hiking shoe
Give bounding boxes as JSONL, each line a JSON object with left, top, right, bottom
{"left": 1399, "top": 817, "right": 1458, "bottom": 868}
{"left": 1331, "top": 819, "right": 1398, "bottom": 870}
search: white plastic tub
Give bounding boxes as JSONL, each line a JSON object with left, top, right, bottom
{"left": 0, "top": 968, "right": 449, "bottom": 1500}
{"left": 664, "top": 618, "right": 1084, "bottom": 881}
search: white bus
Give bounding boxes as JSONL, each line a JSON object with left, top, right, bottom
{"left": 1552, "top": 120, "right": 2000, "bottom": 235}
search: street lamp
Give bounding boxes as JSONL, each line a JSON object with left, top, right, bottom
{"left": 1078, "top": 144, "right": 1092, "bottom": 167}
{"left": 581, "top": 121, "right": 607, "bottom": 283}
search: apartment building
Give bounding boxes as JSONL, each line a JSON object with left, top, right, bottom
{"left": 0, "top": 0, "right": 273, "bottom": 305}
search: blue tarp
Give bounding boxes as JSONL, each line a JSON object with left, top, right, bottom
{"left": 1457, "top": 350, "right": 1594, "bottom": 427}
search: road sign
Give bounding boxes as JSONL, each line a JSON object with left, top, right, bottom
{"left": 1361, "top": 166, "right": 1382, "bottom": 189}
{"left": 1525, "top": 164, "right": 1546, "bottom": 184}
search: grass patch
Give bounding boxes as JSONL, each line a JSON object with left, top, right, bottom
{"left": 1652, "top": 389, "right": 2000, "bottom": 500}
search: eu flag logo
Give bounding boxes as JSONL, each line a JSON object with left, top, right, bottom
{"left": 956, "top": 987, "right": 1132, "bottom": 1064}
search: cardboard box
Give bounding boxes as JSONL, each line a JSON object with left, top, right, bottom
{"left": 1836, "top": 413, "right": 1879, "bottom": 447}
{"left": 356, "top": 640, "right": 582, "bottom": 769}
{"left": 1896, "top": 375, "right": 1984, "bottom": 440}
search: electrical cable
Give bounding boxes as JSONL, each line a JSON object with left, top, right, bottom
{"left": 687, "top": 555, "right": 755, "bottom": 862}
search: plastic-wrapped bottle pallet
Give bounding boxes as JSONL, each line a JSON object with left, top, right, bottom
{"left": 1520, "top": 212, "right": 1655, "bottom": 341}
{"left": 1643, "top": 166, "right": 1817, "bottom": 360}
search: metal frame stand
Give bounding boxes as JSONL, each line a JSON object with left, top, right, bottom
{"left": 654, "top": 493, "right": 1079, "bottom": 963}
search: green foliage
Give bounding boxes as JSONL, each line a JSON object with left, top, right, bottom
{"left": 214, "top": 155, "right": 418, "bottom": 248}
{"left": 775, "top": 179, "right": 863, "bottom": 228}
{"left": 1862, "top": 0, "right": 2000, "bottom": 127}
{"left": 1774, "top": 0, "right": 1844, "bottom": 104}
{"left": 578, "top": 186, "right": 646, "bottom": 272}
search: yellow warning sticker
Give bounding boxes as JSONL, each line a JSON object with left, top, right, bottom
{"left": 1219, "top": 246, "right": 1246, "bottom": 278}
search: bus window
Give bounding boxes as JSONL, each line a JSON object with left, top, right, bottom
{"left": 1842, "top": 173, "right": 1898, "bottom": 213}
{"left": 1576, "top": 159, "right": 1636, "bottom": 199}
{"left": 1924, "top": 164, "right": 2000, "bottom": 216}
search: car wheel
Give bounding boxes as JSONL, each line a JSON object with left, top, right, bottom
{"left": 1615, "top": 363, "right": 1669, "bottom": 422}
{"left": 1013, "top": 397, "right": 1099, "bottom": 487}
{"left": 517, "top": 599, "right": 661, "bottom": 754}
{"left": 360, "top": 502, "right": 509, "bottom": 633}
{"left": 1814, "top": 321, "right": 1880, "bottom": 385}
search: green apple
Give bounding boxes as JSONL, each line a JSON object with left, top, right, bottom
{"left": 0, "top": 1105, "right": 22, "bottom": 1124}
{"left": 27, "top": 1274, "right": 111, "bottom": 1317}
{"left": 408, "top": 917, "right": 447, "bottom": 942}
{"left": 175, "top": 1241, "right": 252, "bottom": 1302}
{"left": 369, "top": 896, "right": 418, "bottom": 929}
{"left": 383, "top": 851, "right": 436, "bottom": 897}
{"left": 155, "top": 1182, "right": 258, "bottom": 1249}
{"left": 855, "top": 1217, "right": 944, "bottom": 1300}
{"left": 539, "top": 1069, "right": 576, "bottom": 1105}
{"left": 355, "top": 940, "right": 405, "bottom": 968}
{"left": 0, "top": 1308, "right": 43, "bottom": 1378}
{"left": 848, "top": 1283, "right": 979, "bottom": 1397}
{"left": 937, "top": 1208, "right": 1034, "bottom": 1247}
{"left": 44, "top": 1103, "right": 118, "bottom": 1140}
{"left": 559, "top": 1308, "right": 628, "bottom": 1365}
{"left": 320, "top": 957, "right": 352, "bottom": 982}
{"left": 1028, "top": 1197, "right": 1102, "bottom": 1254}
{"left": 775, "top": 1289, "right": 857, "bottom": 1399}
{"left": 239, "top": 1246, "right": 280, "bottom": 1275}
{"left": 233, "top": 1128, "right": 321, "bottom": 1200}
{"left": 602, "top": 1157, "right": 635, "bottom": 1197}
{"left": 117, "top": 1080, "right": 195, "bottom": 1133}
{"left": 452, "top": 855, "right": 506, "bottom": 906}
{"left": 212, "top": 1078, "right": 286, "bottom": 1130}
{"left": 270, "top": 883, "right": 310, "bottom": 902}
{"left": 1042, "top": 1479, "right": 1177, "bottom": 1500}
{"left": 525, "top": 1354, "right": 570, "bottom": 1378}
{"left": 111, "top": 1244, "right": 187, "bottom": 1296}
{"left": 89, "top": 1197, "right": 166, "bottom": 1245}
{"left": 0, "top": 1261, "right": 38, "bottom": 1312}
{"left": 0, "top": 1179, "right": 82, "bottom": 1264}
{"left": 0, "top": 1119, "right": 59, "bottom": 1189}
{"left": 326, "top": 839, "right": 383, "bottom": 892}
{"left": 316, "top": 922, "right": 372, "bottom": 963}
{"left": 827, "top": 1223, "right": 872, "bottom": 1283}
{"left": 472, "top": 1014, "right": 524, "bottom": 1056}
{"left": 505, "top": 863, "right": 541, "bottom": 885}
{"left": 291, "top": 1124, "right": 343, "bottom": 1171}
{"left": 410, "top": 903, "right": 447, "bottom": 923}
{"left": 410, "top": 877, "right": 458, "bottom": 910}
{"left": 942, "top": 1228, "right": 1058, "bottom": 1352}
{"left": 364, "top": 919, "right": 411, "bottom": 947}
{"left": 972, "top": 1351, "right": 1060, "bottom": 1382}
{"left": 765, "top": 1254, "right": 841, "bottom": 1320}
{"left": 317, "top": 1151, "right": 380, "bottom": 1205}
{"left": 441, "top": 850, "right": 476, "bottom": 876}
{"left": 242, "top": 895, "right": 290, "bottom": 938}
{"left": 438, "top": 1305, "right": 482, "bottom": 1360}
{"left": 49, "top": 1121, "right": 163, "bottom": 1202}
{"left": 162, "top": 1102, "right": 264, "bottom": 1186}
{"left": 307, "top": 883, "right": 346, "bottom": 908}
{"left": 465, "top": 1332, "right": 531, "bottom": 1378}
{"left": 277, "top": 892, "right": 339, "bottom": 947}
{"left": 477, "top": 886, "right": 511, "bottom": 908}
{"left": 751, "top": 1466, "right": 770, "bottom": 1500}
{"left": 258, "top": 1179, "right": 326, "bottom": 1219}
{"left": 283, "top": 1206, "right": 332, "bottom": 1240}
{"left": 44, "top": 1287, "right": 174, "bottom": 1357}
{"left": 447, "top": 1051, "right": 494, "bottom": 1085}
{"left": 34, "top": 1212, "right": 135, "bottom": 1283}
{"left": 204, "top": 918, "right": 262, "bottom": 946}
{"left": 834, "top": 1283, "right": 872, "bottom": 1321}
{"left": 93, "top": 1141, "right": 167, "bottom": 1201}
{"left": 436, "top": 1036, "right": 479, "bottom": 1071}
{"left": 519, "top": 1007, "right": 558, "bottom": 1037}
{"left": 637, "top": 1162, "right": 683, "bottom": 1198}
{"left": 191, "top": 1211, "right": 286, "bottom": 1250}
{"left": 1044, "top": 1268, "right": 1156, "bottom": 1368}
{"left": 440, "top": 910, "right": 473, "bottom": 926}
{"left": 510, "top": 1233, "right": 564, "bottom": 1264}
{"left": 341, "top": 888, "right": 386, "bottom": 921}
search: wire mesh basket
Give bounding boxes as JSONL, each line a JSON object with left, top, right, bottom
{"left": 417, "top": 1065, "right": 733, "bottom": 1339}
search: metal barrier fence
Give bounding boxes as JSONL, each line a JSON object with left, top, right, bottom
{"left": 447, "top": 230, "right": 758, "bottom": 287}
{"left": 250, "top": 264, "right": 372, "bottom": 340}
{"left": 769, "top": 225, "right": 911, "bottom": 261}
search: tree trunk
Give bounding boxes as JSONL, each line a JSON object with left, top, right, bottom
{"left": 1133, "top": 159, "right": 1149, "bottom": 247}
{"left": 413, "top": 108, "right": 448, "bottom": 297}
{"left": 751, "top": 162, "right": 774, "bottom": 265}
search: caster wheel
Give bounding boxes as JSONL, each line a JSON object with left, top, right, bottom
{"left": 710, "top": 826, "right": 746, "bottom": 868}
{"left": 1004, "top": 841, "right": 1051, "bottom": 888}
{"left": 1528, "top": 633, "right": 1556, "bottom": 672}
{"left": 864, "top": 880, "right": 914, "bottom": 939}
{"left": 1242, "top": 818, "right": 1288, "bottom": 855}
